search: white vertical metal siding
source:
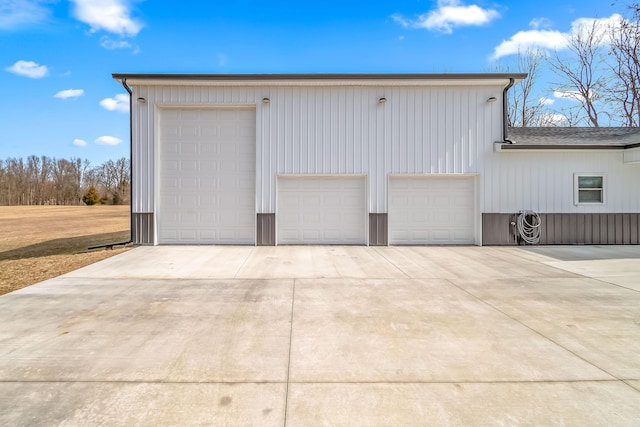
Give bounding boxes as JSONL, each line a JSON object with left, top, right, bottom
{"left": 624, "top": 147, "right": 640, "bottom": 164}
{"left": 482, "top": 150, "right": 640, "bottom": 213}
{"left": 131, "top": 83, "right": 503, "bottom": 215}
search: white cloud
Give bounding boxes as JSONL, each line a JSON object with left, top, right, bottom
{"left": 0, "top": 0, "right": 51, "bottom": 29}
{"left": 99, "top": 94, "right": 129, "bottom": 112}
{"left": 95, "top": 136, "right": 123, "bottom": 146}
{"left": 100, "top": 37, "right": 132, "bottom": 50}
{"left": 393, "top": 0, "right": 499, "bottom": 34}
{"left": 73, "top": 138, "right": 88, "bottom": 147}
{"left": 529, "top": 18, "right": 552, "bottom": 30}
{"left": 5, "top": 60, "right": 48, "bottom": 78}
{"left": 70, "top": 0, "right": 142, "bottom": 36}
{"left": 540, "top": 97, "right": 554, "bottom": 106}
{"left": 570, "top": 14, "right": 622, "bottom": 45}
{"left": 392, "top": 14, "right": 411, "bottom": 28}
{"left": 492, "top": 14, "right": 625, "bottom": 59}
{"left": 491, "top": 29, "right": 567, "bottom": 59}
{"left": 54, "top": 88, "right": 84, "bottom": 99}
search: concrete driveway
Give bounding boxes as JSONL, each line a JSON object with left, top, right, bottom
{"left": 1, "top": 245, "right": 639, "bottom": 426}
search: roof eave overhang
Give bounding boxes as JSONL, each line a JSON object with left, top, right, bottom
{"left": 496, "top": 142, "right": 640, "bottom": 151}
{"left": 112, "top": 73, "right": 527, "bottom": 87}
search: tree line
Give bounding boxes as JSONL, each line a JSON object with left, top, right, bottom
{"left": 0, "top": 156, "right": 130, "bottom": 206}
{"left": 508, "top": 2, "right": 640, "bottom": 127}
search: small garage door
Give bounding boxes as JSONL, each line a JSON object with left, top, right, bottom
{"left": 158, "top": 108, "right": 255, "bottom": 244}
{"left": 277, "top": 176, "right": 367, "bottom": 245}
{"left": 389, "top": 175, "right": 476, "bottom": 245}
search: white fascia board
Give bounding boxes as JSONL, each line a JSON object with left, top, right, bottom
{"left": 121, "top": 78, "right": 517, "bottom": 88}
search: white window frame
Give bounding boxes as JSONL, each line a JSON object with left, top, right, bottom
{"left": 574, "top": 173, "right": 605, "bottom": 205}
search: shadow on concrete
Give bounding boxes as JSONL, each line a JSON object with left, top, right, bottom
{"left": 522, "top": 245, "right": 640, "bottom": 261}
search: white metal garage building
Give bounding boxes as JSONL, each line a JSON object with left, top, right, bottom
{"left": 113, "top": 73, "right": 640, "bottom": 246}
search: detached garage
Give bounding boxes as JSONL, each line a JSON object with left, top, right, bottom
{"left": 113, "top": 73, "right": 640, "bottom": 246}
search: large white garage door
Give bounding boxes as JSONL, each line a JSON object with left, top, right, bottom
{"left": 158, "top": 108, "right": 255, "bottom": 244}
{"left": 277, "top": 176, "right": 367, "bottom": 245}
{"left": 389, "top": 176, "right": 476, "bottom": 245}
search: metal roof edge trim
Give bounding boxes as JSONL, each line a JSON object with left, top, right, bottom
{"left": 112, "top": 73, "right": 527, "bottom": 86}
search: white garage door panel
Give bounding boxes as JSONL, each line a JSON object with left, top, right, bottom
{"left": 158, "top": 108, "right": 256, "bottom": 244}
{"left": 278, "top": 177, "right": 366, "bottom": 244}
{"left": 389, "top": 176, "right": 476, "bottom": 245}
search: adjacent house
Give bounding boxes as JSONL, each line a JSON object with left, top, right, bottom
{"left": 112, "top": 73, "right": 640, "bottom": 246}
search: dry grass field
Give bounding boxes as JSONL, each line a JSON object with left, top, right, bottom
{"left": 0, "top": 205, "right": 131, "bottom": 295}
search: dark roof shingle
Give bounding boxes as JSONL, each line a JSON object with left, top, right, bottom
{"left": 504, "top": 127, "right": 640, "bottom": 149}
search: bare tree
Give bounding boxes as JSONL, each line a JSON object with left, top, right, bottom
{"left": 607, "top": 9, "right": 640, "bottom": 126}
{"left": 508, "top": 49, "right": 552, "bottom": 127}
{"left": 39, "top": 156, "right": 53, "bottom": 204}
{"left": 547, "top": 18, "right": 609, "bottom": 127}
{"left": 4, "top": 158, "right": 27, "bottom": 205}
{"left": 107, "top": 157, "right": 130, "bottom": 205}
{"left": 78, "top": 158, "right": 92, "bottom": 201}
{"left": 614, "top": 1, "right": 640, "bottom": 18}
{"left": 94, "top": 157, "right": 130, "bottom": 205}
{"left": 23, "top": 155, "right": 56, "bottom": 205}
{"left": 51, "top": 158, "right": 84, "bottom": 205}
{"left": 0, "top": 156, "right": 112, "bottom": 206}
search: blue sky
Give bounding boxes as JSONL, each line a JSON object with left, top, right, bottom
{"left": 1, "top": 0, "right": 629, "bottom": 165}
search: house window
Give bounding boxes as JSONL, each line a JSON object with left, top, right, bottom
{"left": 574, "top": 174, "right": 604, "bottom": 205}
